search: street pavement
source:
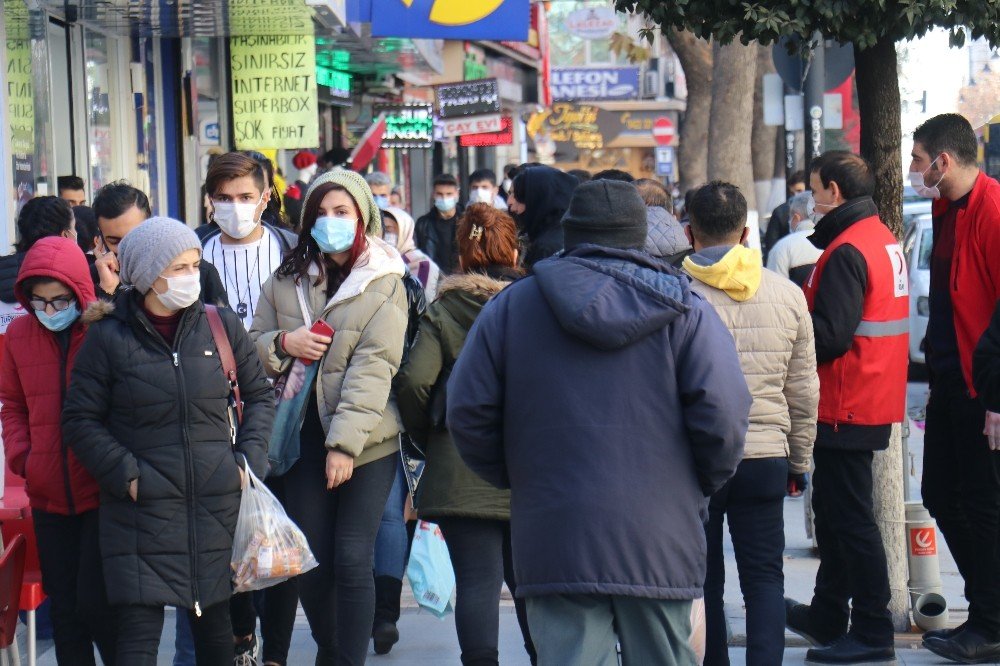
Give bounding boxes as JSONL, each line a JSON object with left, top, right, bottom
{"left": 30, "top": 381, "right": 976, "bottom": 665}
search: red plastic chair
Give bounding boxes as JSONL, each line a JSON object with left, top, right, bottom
{"left": 0, "top": 534, "right": 26, "bottom": 665}
{"left": 0, "top": 516, "right": 44, "bottom": 666}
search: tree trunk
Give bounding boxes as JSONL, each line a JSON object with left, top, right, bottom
{"left": 874, "top": 425, "right": 911, "bottom": 632}
{"left": 855, "top": 36, "right": 904, "bottom": 239}
{"left": 666, "top": 29, "right": 711, "bottom": 194}
{"left": 752, "top": 44, "right": 778, "bottom": 219}
{"left": 708, "top": 40, "right": 758, "bottom": 211}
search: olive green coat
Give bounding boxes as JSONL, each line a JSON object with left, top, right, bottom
{"left": 250, "top": 238, "right": 409, "bottom": 468}
{"left": 396, "top": 272, "right": 512, "bottom": 520}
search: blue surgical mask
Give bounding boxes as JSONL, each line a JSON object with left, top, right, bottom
{"left": 35, "top": 304, "right": 80, "bottom": 332}
{"left": 311, "top": 216, "right": 358, "bottom": 253}
{"left": 373, "top": 195, "right": 390, "bottom": 209}
{"left": 435, "top": 197, "right": 457, "bottom": 213}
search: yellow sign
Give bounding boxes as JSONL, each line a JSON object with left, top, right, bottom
{"left": 230, "top": 35, "right": 319, "bottom": 150}
{"left": 428, "top": 0, "right": 504, "bottom": 25}
{"left": 5, "top": 0, "right": 34, "bottom": 156}
{"left": 227, "top": 0, "right": 315, "bottom": 36}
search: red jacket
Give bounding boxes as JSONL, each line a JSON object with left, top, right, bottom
{"left": 804, "top": 215, "right": 910, "bottom": 426}
{"left": 932, "top": 172, "right": 1000, "bottom": 396}
{"left": 0, "top": 238, "right": 100, "bottom": 515}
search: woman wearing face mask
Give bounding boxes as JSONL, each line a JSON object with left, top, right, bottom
{"left": 0, "top": 237, "right": 118, "bottom": 664}
{"left": 250, "top": 170, "right": 409, "bottom": 665}
{"left": 381, "top": 206, "right": 441, "bottom": 301}
{"left": 62, "top": 217, "right": 274, "bottom": 664}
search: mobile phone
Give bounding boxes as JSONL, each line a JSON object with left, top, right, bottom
{"left": 302, "top": 320, "right": 334, "bottom": 365}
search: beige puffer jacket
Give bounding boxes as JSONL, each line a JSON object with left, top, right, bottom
{"left": 684, "top": 245, "right": 818, "bottom": 474}
{"left": 250, "top": 238, "right": 409, "bottom": 468}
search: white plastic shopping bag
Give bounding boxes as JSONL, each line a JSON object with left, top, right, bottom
{"left": 231, "top": 464, "right": 318, "bottom": 592}
{"left": 406, "top": 520, "right": 456, "bottom": 618}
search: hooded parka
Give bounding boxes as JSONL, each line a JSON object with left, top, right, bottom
{"left": 61, "top": 290, "right": 273, "bottom": 611}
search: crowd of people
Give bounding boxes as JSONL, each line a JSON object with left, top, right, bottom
{"left": 0, "top": 110, "right": 998, "bottom": 666}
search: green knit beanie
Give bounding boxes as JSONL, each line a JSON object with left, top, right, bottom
{"left": 301, "top": 169, "right": 382, "bottom": 237}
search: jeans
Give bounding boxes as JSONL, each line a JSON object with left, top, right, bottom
{"left": 174, "top": 613, "right": 195, "bottom": 666}
{"left": 32, "top": 508, "right": 117, "bottom": 665}
{"left": 922, "top": 370, "right": 1000, "bottom": 638}
{"left": 373, "top": 458, "right": 409, "bottom": 579}
{"left": 525, "top": 594, "right": 695, "bottom": 666}
{"left": 117, "top": 601, "right": 232, "bottom": 665}
{"left": 436, "top": 518, "right": 536, "bottom": 665}
{"left": 230, "top": 474, "right": 299, "bottom": 665}
{"left": 809, "top": 444, "right": 894, "bottom": 647}
{"left": 284, "top": 446, "right": 397, "bottom": 665}
{"left": 703, "top": 457, "right": 787, "bottom": 666}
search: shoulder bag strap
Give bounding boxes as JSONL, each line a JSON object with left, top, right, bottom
{"left": 205, "top": 305, "right": 243, "bottom": 425}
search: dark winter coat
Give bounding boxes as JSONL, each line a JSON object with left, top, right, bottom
{"left": 974, "top": 299, "right": 1000, "bottom": 412}
{"left": 396, "top": 270, "right": 517, "bottom": 520}
{"left": 61, "top": 290, "right": 273, "bottom": 611}
{"left": 0, "top": 252, "right": 24, "bottom": 303}
{"left": 645, "top": 206, "right": 692, "bottom": 266}
{"left": 0, "top": 238, "right": 100, "bottom": 515}
{"left": 516, "top": 166, "right": 579, "bottom": 269}
{"left": 447, "top": 245, "right": 750, "bottom": 600}
{"left": 415, "top": 205, "right": 465, "bottom": 275}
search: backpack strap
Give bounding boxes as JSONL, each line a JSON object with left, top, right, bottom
{"left": 205, "top": 305, "right": 243, "bottom": 425}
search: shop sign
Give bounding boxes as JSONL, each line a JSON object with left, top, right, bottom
{"left": 440, "top": 114, "right": 503, "bottom": 138}
{"left": 459, "top": 115, "right": 513, "bottom": 147}
{"left": 526, "top": 103, "right": 676, "bottom": 163}
{"left": 376, "top": 104, "right": 435, "bottom": 148}
{"left": 564, "top": 7, "right": 619, "bottom": 40}
{"left": 371, "top": 0, "right": 529, "bottom": 41}
{"left": 551, "top": 67, "right": 640, "bottom": 101}
{"left": 230, "top": 35, "right": 319, "bottom": 150}
{"left": 316, "top": 66, "right": 352, "bottom": 100}
{"left": 435, "top": 78, "right": 501, "bottom": 119}
{"left": 228, "top": 0, "right": 316, "bottom": 36}
{"left": 5, "top": 0, "right": 34, "bottom": 158}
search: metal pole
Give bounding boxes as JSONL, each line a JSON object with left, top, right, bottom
{"left": 803, "top": 33, "right": 825, "bottom": 168}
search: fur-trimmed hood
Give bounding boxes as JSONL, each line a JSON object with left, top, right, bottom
{"left": 431, "top": 268, "right": 520, "bottom": 333}
{"left": 436, "top": 272, "right": 511, "bottom": 300}
{"left": 82, "top": 299, "right": 115, "bottom": 324}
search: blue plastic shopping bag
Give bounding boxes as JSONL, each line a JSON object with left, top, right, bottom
{"left": 406, "top": 520, "right": 455, "bottom": 618}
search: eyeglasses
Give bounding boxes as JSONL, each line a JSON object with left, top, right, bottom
{"left": 28, "top": 296, "right": 75, "bottom": 312}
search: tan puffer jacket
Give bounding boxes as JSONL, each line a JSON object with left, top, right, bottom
{"left": 684, "top": 245, "right": 818, "bottom": 473}
{"left": 250, "top": 238, "right": 409, "bottom": 468}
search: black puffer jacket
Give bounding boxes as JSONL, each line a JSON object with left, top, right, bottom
{"left": 0, "top": 252, "right": 25, "bottom": 303}
{"left": 62, "top": 290, "right": 273, "bottom": 611}
{"left": 515, "top": 166, "right": 579, "bottom": 270}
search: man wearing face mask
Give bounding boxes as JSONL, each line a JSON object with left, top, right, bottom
{"left": 906, "top": 114, "right": 1000, "bottom": 664}
{"left": 415, "top": 173, "right": 464, "bottom": 274}
{"left": 201, "top": 153, "right": 297, "bottom": 328}
{"left": 365, "top": 171, "right": 395, "bottom": 210}
{"left": 766, "top": 191, "right": 823, "bottom": 286}
{"left": 784, "top": 151, "right": 907, "bottom": 665}
{"left": 468, "top": 168, "right": 509, "bottom": 211}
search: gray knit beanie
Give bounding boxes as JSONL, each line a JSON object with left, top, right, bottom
{"left": 118, "top": 217, "right": 202, "bottom": 294}
{"left": 562, "top": 180, "right": 648, "bottom": 251}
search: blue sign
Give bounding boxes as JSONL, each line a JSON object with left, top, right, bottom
{"left": 551, "top": 67, "right": 641, "bottom": 101}
{"left": 656, "top": 146, "right": 674, "bottom": 178}
{"left": 370, "top": 0, "right": 529, "bottom": 41}
{"left": 347, "top": 0, "right": 373, "bottom": 22}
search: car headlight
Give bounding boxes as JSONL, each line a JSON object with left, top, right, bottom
{"left": 917, "top": 296, "right": 929, "bottom": 317}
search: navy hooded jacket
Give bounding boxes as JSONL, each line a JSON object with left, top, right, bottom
{"left": 447, "top": 245, "right": 751, "bottom": 600}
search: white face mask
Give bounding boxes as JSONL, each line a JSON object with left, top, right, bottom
{"left": 502, "top": 178, "right": 512, "bottom": 191}
{"left": 909, "top": 155, "right": 945, "bottom": 199}
{"left": 153, "top": 272, "right": 201, "bottom": 311}
{"left": 383, "top": 232, "right": 399, "bottom": 247}
{"left": 470, "top": 188, "right": 494, "bottom": 205}
{"left": 213, "top": 194, "right": 263, "bottom": 239}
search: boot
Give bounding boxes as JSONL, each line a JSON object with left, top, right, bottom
{"left": 372, "top": 575, "right": 402, "bottom": 655}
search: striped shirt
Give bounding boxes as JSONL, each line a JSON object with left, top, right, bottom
{"left": 203, "top": 229, "right": 283, "bottom": 330}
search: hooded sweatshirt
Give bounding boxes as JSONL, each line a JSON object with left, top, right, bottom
{"left": 0, "top": 237, "right": 100, "bottom": 514}
{"left": 447, "top": 245, "right": 750, "bottom": 599}
{"left": 383, "top": 206, "right": 441, "bottom": 301}
{"left": 515, "top": 166, "right": 579, "bottom": 269}
{"left": 683, "top": 245, "right": 818, "bottom": 473}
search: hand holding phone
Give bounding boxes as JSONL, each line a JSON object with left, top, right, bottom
{"left": 282, "top": 321, "right": 334, "bottom": 364}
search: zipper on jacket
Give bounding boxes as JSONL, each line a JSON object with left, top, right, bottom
{"left": 138, "top": 311, "right": 202, "bottom": 614}
{"left": 58, "top": 339, "right": 76, "bottom": 516}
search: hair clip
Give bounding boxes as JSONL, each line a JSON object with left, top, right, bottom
{"left": 469, "top": 225, "right": 484, "bottom": 241}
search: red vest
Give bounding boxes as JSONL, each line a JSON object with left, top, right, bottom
{"left": 803, "top": 216, "right": 909, "bottom": 426}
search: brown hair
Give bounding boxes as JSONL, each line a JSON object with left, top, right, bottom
{"left": 204, "top": 152, "right": 266, "bottom": 198}
{"left": 634, "top": 178, "right": 672, "bottom": 212}
{"left": 456, "top": 203, "right": 520, "bottom": 272}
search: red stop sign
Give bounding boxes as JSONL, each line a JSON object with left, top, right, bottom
{"left": 652, "top": 117, "right": 675, "bottom": 146}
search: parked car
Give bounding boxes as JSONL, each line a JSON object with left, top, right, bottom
{"left": 902, "top": 213, "right": 932, "bottom": 365}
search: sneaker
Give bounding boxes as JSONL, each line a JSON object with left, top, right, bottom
{"left": 805, "top": 635, "right": 896, "bottom": 664}
{"left": 234, "top": 634, "right": 259, "bottom": 666}
{"left": 785, "top": 598, "right": 839, "bottom": 648}
{"left": 372, "top": 619, "right": 400, "bottom": 655}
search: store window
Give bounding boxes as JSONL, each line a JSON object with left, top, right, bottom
{"left": 84, "top": 30, "right": 114, "bottom": 191}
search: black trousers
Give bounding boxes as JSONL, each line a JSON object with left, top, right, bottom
{"left": 704, "top": 457, "right": 788, "bottom": 666}
{"left": 922, "top": 370, "right": 1000, "bottom": 638}
{"left": 32, "top": 508, "right": 117, "bottom": 665}
{"left": 116, "top": 601, "right": 232, "bottom": 665}
{"left": 435, "top": 517, "right": 536, "bottom": 666}
{"left": 809, "top": 445, "right": 894, "bottom": 647}
{"left": 284, "top": 449, "right": 397, "bottom": 666}
{"left": 230, "top": 475, "right": 299, "bottom": 665}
